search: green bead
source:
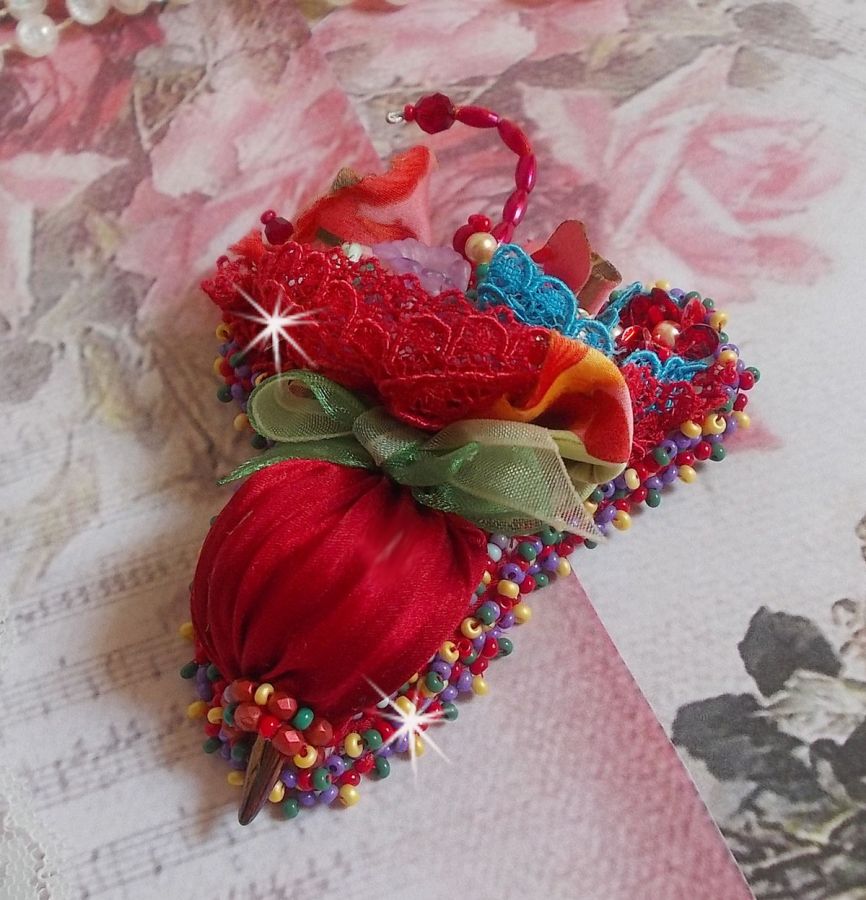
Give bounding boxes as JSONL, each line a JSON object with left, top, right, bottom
{"left": 375, "top": 756, "right": 391, "bottom": 778}
{"left": 291, "top": 707, "right": 314, "bottom": 730}
{"left": 534, "top": 572, "right": 549, "bottom": 588}
{"left": 462, "top": 649, "right": 479, "bottom": 665}
{"left": 517, "top": 542, "right": 537, "bottom": 562}
{"left": 539, "top": 526, "right": 560, "bottom": 546}
{"left": 251, "top": 433, "right": 268, "bottom": 450}
{"left": 645, "top": 489, "right": 661, "bottom": 508}
{"left": 425, "top": 672, "right": 445, "bottom": 693}
{"left": 230, "top": 742, "right": 250, "bottom": 762}
{"left": 589, "top": 488, "right": 604, "bottom": 504}
{"left": 476, "top": 263, "right": 490, "bottom": 280}
{"left": 721, "top": 397, "right": 734, "bottom": 413}
{"left": 747, "top": 366, "right": 761, "bottom": 382}
{"left": 282, "top": 797, "right": 300, "bottom": 819}
{"left": 718, "top": 331, "right": 729, "bottom": 343}
{"left": 203, "top": 737, "right": 221, "bottom": 754}
{"left": 363, "top": 729, "right": 383, "bottom": 751}
{"left": 222, "top": 703, "right": 236, "bottom": 726}
{"left": 474, "top": 584, "right": 486, "bottom": 597}
{"left": 584, "top": 540, "right": 597, "bottom": 550}
{"left": 443, "top": 702, "right": 459, "bottom": 722}
{"left": 217, "top": 384, "right": 232, "bottom": 403}
{"left": 312, "top": 767, "right": 331, "bottom": 791}
{"left": 613, "top": 488, "right": 629, "bottom": 500}
{"left": 710, "top": 443, "right": 726, "bottom": 462}
{"left": 702, "top": 297, "right": 715, "bottom": 309}
{"left": 206, "top": 663, "right": 221, "bottom": 682}
{"left": 475, "top": 605, "right": 497, "bottom": 626}
{"left": 228, "top": 351, "right": 246, "bottom": 368}
{"left": 498, "top": 636, "right": 513, "bottom": 657}
{"left": 180, "top": 660, "right": 198, "bottom": 679}
{"left": 466, "top": 289, "right": 478, "bottom": 301}
{"left": 652, "top": 447, "right": 671, "bottom": 466}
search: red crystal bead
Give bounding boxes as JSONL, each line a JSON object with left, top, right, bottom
{"left": 497, "top": 119, "right": 531, "bottom": 156}
{"left": 233, "top": 703, "right": 261, "bottom": 732}
{"left": 413, "top": 92, "right": 456, "bottom": 134}
{"left": 271, "top": 726, "right": 305, "bottom": 756}
{"left": 304, "top": 717, "right": 334, "bottom": 747}
{"left": 264, "top": 216, "right": 294, "bottom": 245}
{"left": 258, "top": 714, "right": 281, "bottom": 739}
{"left": 515, "top": 154, "right": 537, "bottom": 192}
{"left": 267, "top": 691, "right": 298, "bottom": 721}
{"left": 456, "top": 105, "right": 500, "bottom": 128}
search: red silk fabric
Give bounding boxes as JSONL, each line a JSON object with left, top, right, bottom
{"left": 191, "top": 459, "right": 488, "bottom": 724}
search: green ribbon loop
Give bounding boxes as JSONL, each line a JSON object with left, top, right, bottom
{"left": 223, "top": 370, "right": 616, "bottom": 539}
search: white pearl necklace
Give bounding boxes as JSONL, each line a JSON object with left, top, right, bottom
{"left": 0, "top": 0, "right": 193, "bottom": 66}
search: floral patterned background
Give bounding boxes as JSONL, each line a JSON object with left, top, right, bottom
{"left": 1, "top": 0, "right": 864, "bottom": 897}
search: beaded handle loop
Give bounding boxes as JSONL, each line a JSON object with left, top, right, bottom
{"left": 390, "top": 93, "right": 537, "bottom": 266}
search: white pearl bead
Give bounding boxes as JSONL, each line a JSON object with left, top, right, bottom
{"left": 66, "top": 0, "right": 111, "bottom": 24}
{"left": 112, "top": 0, "right": 150, "bottom": 13}
{"left": 6, "top": 0, "right": 47, "bottom": 20}
{"left": 15, "top": 14, "right": 59, "bottom": 58}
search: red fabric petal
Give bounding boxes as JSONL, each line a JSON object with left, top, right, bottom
{"left": 191, "top": 460, "right": 488, "bottom": 724}
{"left": 531, "top": 220, "right": 593, "bottom": 296}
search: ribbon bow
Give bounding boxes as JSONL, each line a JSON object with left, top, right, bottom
{"left": 224, "top": 371, "right": 620, "bottom": 539}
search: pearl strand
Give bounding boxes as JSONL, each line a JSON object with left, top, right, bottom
{"left": 0, "top": 0, "right": 193, "bottom": 65}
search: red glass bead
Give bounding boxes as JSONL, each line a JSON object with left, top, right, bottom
{"left": 470, "top": 658, "right": 489, "bottom": 675}
{"left": 258, "top": 715, "right": 281, "bottom": 739}
{"left": 204, "top": 722, "right": 221, "bottom": 737}
{"left": 233, "top": 703, "right": 261, "bottom": 732}
{"left": 374, "top": 719, "right": 396, "bottom": 742}
{"left": 449, "top": 662, "right": 464, "bottom": 681}
{"left": 354, "top": 754, "right": 375, "bottom": 775}
{"left": 296, "top": 770, "right": 313, "bottom": 792}
{"left": 719, "top": 365, "right": 739, "bottom": 385}
{"left": 271, "top": 726, "right": 305, "bottom": 756}
{"left": 676, "top": 451, "right": 695, "bottom": 467}
{"left": 402, "top": 103, "right": 416, "bottom": 122}
{"left": 339, "top": 769, "right": 361, "bottom": 787}
{"left": 267, "top": 691, "right": 298, "bottom": 721}
{"left": 503, "top": 189, "right": 529, "bottom": 226}
{"left": 738, "top": 370, "right": 756, "bottom": 390}
{"left": 452, "top": 223, "right": 474, "bottom": 255}
{"left": 634, "top": 464, "right": 650, "bottom": 482}
{"left": 413, "top": 92, "right": 456, "bottom": 134}
{"left": 613, "top": 499, "right": 631, "bottom": 512}
{"left": 497, "top": 119, "right": 532, "bottom": 156}
{"left": 694, "top": 441, "right": 712, "bottom": 461}
{"left": 264, "top": 216, "right": 294, "bottom": 245}
{"left": 631, "top": 486, "right": 648, "bottom": 504}
{"left": 260, "top": 209, "right": 276, "bottom": 224}
{"left": 733, "top": 393, "right": 748, "bottom": 411}
{"left": 455, "top": 638, "right": 473, "bottom": 657}
{"left": 456, "top": 105, "right": 500, "bottom": 128}
{"left": 558, "top": 537, "right": 577, "bottom": 555}
{"left": 481, "top": 637, "right": 499, "bottom": 659}
{"left": 468, "top": 214, "right": 492, "bottom": 231}
{"left": 515, "top": 154, "right": 537, "bottom": 192}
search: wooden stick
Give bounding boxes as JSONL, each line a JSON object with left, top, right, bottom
{"left": 238, "top": 734, "right": 284, "bottom": 825}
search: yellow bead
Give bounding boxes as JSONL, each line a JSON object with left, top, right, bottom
{"left": 702, "top": 413, "right": 726, "bottom": 435}
{"left": 584, "top": 500, "right": 598, "bottom": 517}
{"left": 708, "top": 311, "right": 728, "bottom": 331}
{"left": 612, "top": 510, "right": 632, "bottom": 531}
{"left": 718, "top": 349, "right": 738, "bottom": 365}
{"left": 680, "top": 420, "right": 702, "bottom": 439}
{"left": 215, "top": 322, "right": 231, "bottom": 340}
{"left": 556, "top": 557, "right": 572, "bottom": 578}
{"left": 212, "top": 356, "right": 224, "bottom": 377}
{"left": 413, "top": 734, "right": 426, "bottom": 756}
{"left": 496, "top": 579, "right": 520, "bottom": 600}
{"left": 652, "top": 279, "right": 671, "bottom": 291}
{"left": 440, "top": 641, "right": 459, "bottom": 664}
{"left": 471, "top": 675, "right": 489, "bottom": 695}
{"left": 293, "top": 745, "right": 318, "bottom": 769}
{"left": 254, "top": 683, "right": 274, "bottom": 706}
{"left": 482, "top": 621, "right": 496, "bottom": 632}
{"left": 733, "top": 411, "right": 751, "bottom": 429}
{"left": 178, "top": 621, "right": 194, "bottom": 641}
{"left": 206, "top": 706, "right": 223, "bottom": 725}
{"left": 679, "top": 465, "right": 697, "bottom": 484}
{"left": 408, "top": 672, "right": 420, "bottom": 684}
{"left": 254, "top": 372, "right": 269, "bottom": 386}
{"left": 419, "top": 682, "right": 435, "bottom": 698}
{"left": 623, "top": 468, "right": 640, "bottom": 491}
{"left": 461, "top": 617, "right": 482, "bottom": 639}
{"left": 227, "top": 771, "right": 245, "bottom": 787}
{"left": 233, "top": 413, "right": 249, "bottom": 432}
{"left": 339, "top": 785, "right": 360, "bottom": 807}
{"left": 343, "top": 732, "right": 364, "bottom": 758}
{"left": 513, "top": 602, "right": 532, "bottom": 625}
{"left": 464, "top": 231, "right": 498, "bottom": 265}
{"left": 186, "top": 700, "right": 208, "bottom": 719}
{"left": 268, "top": 781, "right": 285, "bottom": 804}
{"left": 481, "top": 571, "right": 492, "bottom": 585}
{"left": 394, "top": 695, "right": 416, "bottom": 717}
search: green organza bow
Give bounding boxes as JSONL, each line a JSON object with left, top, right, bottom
{"left": 224, "top": 370, "right": 615, "bottom": 539}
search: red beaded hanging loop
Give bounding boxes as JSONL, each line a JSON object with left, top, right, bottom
{"left": 395, "top": 93, "right": 537, "bottom": 260}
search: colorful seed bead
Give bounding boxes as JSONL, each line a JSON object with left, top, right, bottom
{"left": 227, "top": 771, "right": 245, "bottom": 787}
{"left": 425, "top": 672, "right": 445, "bottom": 693}
{"left": 282, "top": 797, "right": 300, "bottom": 819}
{"left": 344, "top": 732, "right": 364, "bottom": 758}
{"left": 269, "top": 781, "right": 286, "bottom": 804}
{"left": 339, "top": 785, "right": 360, "bottom": 807}
{"left": 718, "top": 349, "right": 738, "bottom": 365}
{"left": 179, "top": 660, "right": 198, "bottom": 679}
{"left": 702, "top": 413, "right": 726, "bottom": 435}
{"left": 186, "top": 700, "right": 208, "bottom": 719}
{"left": 517, "top": 541, "right": 537, "bottom": 561}
{"left": 708, "top": 311, "right": 729, "bottom": 330}
{"left": 206, "top": 707, "right": 223, "bottom": 725}
{"left": 461, "top": 616, "right": 483, "bottom": 638}
{"left": 362, "top": 728, "right": 383, "bottom": 751}
{"left": 440, "top": 640, "right": 459, "bottom": 664}
{"left": 556, "top": 557, "right": 572, "bottom": 577}
{"left": 497, "top": 579, "right": 520, "bottom": 600}
{"left": 253, "top": 683, "right": 274, "bottom": 706}
{"left": 584, "top": 500, "right": 598, "bottom": 517}
{"left": 178, "top": 621, "right": 195, "bottom": 641}
{"left": 623, "top": 468, "right": 641, "bottom": 490}
{"left": 471, "top": 675, "right": 489, "bottom": 695}
{"left": 732, "top": 411, "right": 751, "bottom": 429}
{"left": 293, "top": 745, "right": 318, "bottom": 769}
{"left": 710, "top": 443, "right": 727, "bottom": 462}
{"left": 394, "top": 696, "right": 416, "bottom": 717}
{"left": 679, "top": 464, "right": 698, "bottom": 483}
{"left": 680, "top": 420, "right": 702, "bottom": 439}
{"left": 612, "top": 510, "right": 632, "bottom": 531}
{"left": 291, "top": 707, "right": 314, "bottom": 730}
{"left": 312, "top": 768, "right": 331, "bottom": 792}
{"left": 375, "top": 756, "right": 391, "bottom": 778}
{"left": 513, "top": 602, "right": 532, "bottom": 624}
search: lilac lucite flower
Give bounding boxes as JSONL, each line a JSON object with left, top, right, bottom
{"left": 372, "top": 238, "right": 471, "bottom": 295}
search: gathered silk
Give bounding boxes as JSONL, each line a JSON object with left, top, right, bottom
{"left": 191, "top": 459, "right": 488, "bottom": 724}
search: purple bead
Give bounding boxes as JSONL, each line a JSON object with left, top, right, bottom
{"left": 489, "top": 533, "right": 510, "bottom": 550}
{"left": 527, "top": 562, "right": 541, "bottom": 575}
{"left": 673, "top": 432, "right": 693, "bottom": 451}
{"left": 596, "top": 505, "right": 616, "bottom": 525}
{"left": 236, "top": 364, "right": 251, "bottom": 378}
{"left": 499, "top": 563, "right": 525, "bottom": 584}
{"left": 472, "top": 634, "right": 486, "bottom": 651}
{"left": 660, "top": 439, "right": 678, "bottom": 458}
{"left": 325, "top": 755, "right": 345, "bottom": 777}
{"left": 724, "top": 416, "right": 737, "bottom": 436}
{"left": 736, "top": 359, "right": 745, "bottom": 373}
{"left": 218, "top": 342, "right": 231, "bottom": 355}
{"left": 394, "top": 734, "right": 410, "bottom": 754}
{"left": 499, "top": 612, "right": 515, "bottom": 629}
{"left": 529, "top": 538, "right": 543, "bottom": 553}
{"left": 613, "top": 474, "right": 627, "bottom": 490}
{"left": 670, "top": 288, "right": 684, "bottom": 299}
{"left": 457, "top": 670, "right": 473, "bottom": 693}
{"left": 718, "top": 342, "right": 739, "bottom": 355}
{"left": 595, "top": 521, "right": 609, "bottom": 536}
{"left": 645, "top": 475, "right": 663, "bottom": 491}
{"left": 230, "top": 382, "right": 246, "bottom": 401}
{"left": 489, "top": 627, "right": 502, "bottom": 639}
{"left": 430, "top": 660, "right": 452, "bottom": 680}
{"left": 440, "top": 685, "right": 458, "bottom": 703}
{"left": 195, "top": 669, "right": 213, "bottom": 702}
{"left": 376, "top": 744, "right": 393, "bottom": 758}
{"left": 219, "top": 743, "right": 232, "bottom": 760}
{"left": 707, "top": 433, "right": 723, "bottom": 444}
{"left": 298, "top": 791, "right": 317, "bottom": 808}
{"left": 600, "top": 481, "right": 615, "bottom": 499}
{"left": 542, "top": 551, "right": 560, "bottom": 572}
{"left": 280, "top": 769, "right": 298, "bottom": 788}
{"left": 661, "top": 465, "right": 679, "bottom": 485}
{"left": 230, "top": 758, "right": 246, "bottom": 771}
{"left": 319, "top": 785, "right": 339, "bottom": 805}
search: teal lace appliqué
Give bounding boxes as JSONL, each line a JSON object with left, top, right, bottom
{"left": 476, "top": 244, "right": 614, "bottom": 354}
